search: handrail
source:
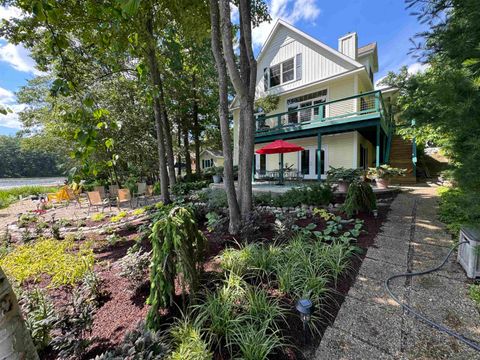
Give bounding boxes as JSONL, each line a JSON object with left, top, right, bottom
{"left": 255, "top": 89, "right": 383, "bottom": 122}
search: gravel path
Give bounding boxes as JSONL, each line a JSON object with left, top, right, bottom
{"left": 316, "top": 185, "right": 480, "bottom": 360}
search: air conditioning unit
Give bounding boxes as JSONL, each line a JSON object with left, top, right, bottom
{"left": 457, "top": 227, "right": 480, "bottom": 279}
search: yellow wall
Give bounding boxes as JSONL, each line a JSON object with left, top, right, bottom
{"left": 356, "top": 132, "right": 375, "bottom": 168}
{"left": 199, "top": 152, "right": 224, "bottom": 169}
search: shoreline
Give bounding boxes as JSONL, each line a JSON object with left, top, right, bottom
{"left": 0, "top": 177, "right": 66, "bottom": 190}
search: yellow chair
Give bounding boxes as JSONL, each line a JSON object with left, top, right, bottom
{"left": 117, "top": 189, "right": 132, "bottom": 209}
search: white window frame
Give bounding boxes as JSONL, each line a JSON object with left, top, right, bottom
{"left": 285, "top": 88, "right": 329, "bottom": 124}
{"left": 268, "top": 56, "right": 297, "bottom": 89}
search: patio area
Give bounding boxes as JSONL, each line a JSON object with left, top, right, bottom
{"left": 210, "top": 181, "right": 399, "bottom": 196}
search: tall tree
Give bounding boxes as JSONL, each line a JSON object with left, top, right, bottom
{"left": 0, "top": 268, "right": 39, "bottom": 360}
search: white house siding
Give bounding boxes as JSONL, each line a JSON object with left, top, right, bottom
{"left": 254, "top": 132, "right": 357, "bottom": 174}
{"left": 255, "top": 26, "right": 356, "bottom": 98}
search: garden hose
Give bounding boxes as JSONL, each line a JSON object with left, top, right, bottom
{"left": 385, "top": 239, "right": 480, "bottom": 352}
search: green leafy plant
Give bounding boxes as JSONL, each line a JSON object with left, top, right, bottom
{"left": 20, "top": 288, "right": 57, "bottom": 352}
{"left": 469, "top": 284, "right": 480, "bottom": 306}
{"left": 172, "top": 180, "right": 210, "bottom": 196}
{"left": 110, "top": 211, "right": 128, "bottom": 222}
{"left": 118, "top": 246, "right": 151, "bottom": 290}
{"left": 94, "top": 322, "right": 167, "bottom": 360}
{"left": 91, "top": 212, "right": 106, "bottom": 222}
{"left": 169, "top": 317, "right": 212, "bottom": 360}
{"left": 132, "top": 207, "right": 146, "bottom": 216}
{"left": 147, "top": 206, "right": 207, "bottom": 330}
{"left": 367, "top": 165, "right": 406, "bottom": 179}
{"left": 326, "top": 167, "right": 362, "bottom": 183}
{"left": 342, "top": 181, "right": 377, "bottom": 217}
{"left": 0, "top": 238, "right": 94, "bottom": 287}
{"left": 205, "top": 211, "right": 228, "bottom": 233}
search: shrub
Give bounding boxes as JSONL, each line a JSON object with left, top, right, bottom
{"left": 118, "top": 246, "right": 151, "bottom": 290}
{"left": 0, "top": 185, "right": 60, "bottom": 209}
{"left": 438, "top": 186, "right": 480, "bottom": 235}
{"left": 205, "top": 211, "right": 228, "bottom": 233}
{"left": 326, "top": 167, "right": 362, "bottom": 183}
{"left": 172, "top": 180, "right": 210, "bottom": 196}
{"left": 147, "top": 206, "right": 207, "bottom": 330}
{"left": 110, "top": 211, "right": 128, "bottom": 222}
{"left": 94, "top": 322, "right": 168, "bottom": 360}
{"left": 91, "top": 213, "right": 106, "bottom": 222}
{"left": 342, "top": 181, "right": 377, "bottom": 217}
{"left": 469, "top": 284, "right": 480, "bottom": 306}
{"left": 169, "top": 318, "right": 212, "bottom": 360}
{"left": 132, "top": 207, "right": 146, "bottom": 216}
{"left": 0, "top": 238, "right": 94, "bottom": 287}
{"left": 20, "top": 288, "right": 57, "bottom": 352}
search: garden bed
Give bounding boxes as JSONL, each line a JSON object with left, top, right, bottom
{"left": 1, "top": 188, "right": 395, "bottom": 359}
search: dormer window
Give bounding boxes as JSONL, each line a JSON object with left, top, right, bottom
{"left": 266, "top": 55, "right": 300, "bottom": 89}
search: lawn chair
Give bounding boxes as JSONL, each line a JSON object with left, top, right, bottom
{"left": 94, "top": 186, "right": 106, "bottom": 199}
{"left": 117, "top": 188, "right": 132, "bottom": 209}
{"left": 66, "top": 187, "right": 82, "bottom": 207}
{"left": 108, "top": 185, "right": 119, "bottom": 199}
{"left": 87, "top": 191, "right": 111, "bottom": 214}
{"left": 134, "top": 182, "right": 148, "bottom": 207}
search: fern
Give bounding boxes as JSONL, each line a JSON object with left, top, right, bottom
{"left": 146, "top": 206, "right": 206, "bottom": 330}
{"left": 342, "top": 181, "right": 377, "bottom": 217}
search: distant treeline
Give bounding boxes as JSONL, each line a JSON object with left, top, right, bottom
{"left": 0, "top": 135, "right": 63, "bottom": 178}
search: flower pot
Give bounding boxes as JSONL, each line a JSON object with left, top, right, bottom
{"left": 212, "top": 175, "right": 222, "bottom": 184}
{"left": 337, "top": 181, "right": 349, "bottom": 193}
{"left": 376, "top": 178, "right": 389, "bottom": 189}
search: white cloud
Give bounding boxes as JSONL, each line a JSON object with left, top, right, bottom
{"left": 0, "top": 42, "right": 44, "bottom": 75}
{"left": 407, "top": 62, "right": 429, "bottom": 74}
{"left": 252, "top": 0, "right": 321, "bottom": 49}
{"left": 0, "top": 5, "right": 23, "bottom": 22}
{"left": 0, "top": 86, "right": 23, "bottom": 129}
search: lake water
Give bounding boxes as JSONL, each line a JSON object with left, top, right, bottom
{"left": 0, "top": 177, "right": 67, "bottom": 189}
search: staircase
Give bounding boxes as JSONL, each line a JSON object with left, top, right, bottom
{"left": 388, "top": 135, "right": 416, "bottom": 184}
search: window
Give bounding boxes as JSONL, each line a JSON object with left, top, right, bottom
{"left": 287, "top": 90, "right": 328, "bottom": 123}
{"left": 282, "top": 58, "right": 294, "bottom": 82}
{"left": 260, "top": 154, "right": 266, "bottom": 171}
{"left": 269, "top": 64, "right": 281, "bottom": 87}
{"left": 202, "top": 159, "right": 214, "bottom": 169}
{"left": 269, "top": 57, "right": 295, "bottom": 88}
{"left": 301, "top": 150, "right": 310, "bottom": 175}
{"left": 360, "top": 145, "right": 368, "bottom": 169}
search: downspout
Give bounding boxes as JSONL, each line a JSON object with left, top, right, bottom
{"left": 412, "top": 119, "right": 417, "bottom": 178}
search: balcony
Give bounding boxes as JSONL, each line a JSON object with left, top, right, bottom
{"left": 255, "top": 90, "right": 392, "bottom": 138}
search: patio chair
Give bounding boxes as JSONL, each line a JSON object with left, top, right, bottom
{"left": 134, "top": 182, "right": 148, "bottom": 207}
{"left": 66, "top": 187, "right": 82, "bottom": 207}
{"left": 108, "top": 185, "right": 119, "bottom": 199}
{"left": 87, "top": 191, "right": 111, "bottom": 214}
{"left": 94, "top": 186, "right": 106, "bottom": 199}
{"left": 117, "top": 188, "right": 133, "bottom": 209}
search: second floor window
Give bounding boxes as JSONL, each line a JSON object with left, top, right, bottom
{"left": 269, "top": 57, "right": 295, "bottom": 87}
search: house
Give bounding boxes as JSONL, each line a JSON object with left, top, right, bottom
{"left": 231, "top": 20, "right": 405, "bottom": 181}
{"left": 199, "top": 150, "right": 224, "bottom": 170}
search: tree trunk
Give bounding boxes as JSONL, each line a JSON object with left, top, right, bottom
{"left": 145, "top": 16, "right": 170, "bottom": 203}
{"left": 159, "top": 82, "right": 176, "bottom": 187}
{"left": 192, "top": 74, "right": 202, "bottom": 175}
{"left": 0, "top": 268, "right": 39, "bottom": 360}
{"left": 177, "top": 130, "right": 182, "bottom": 177}
{"left": 210, "top": 0, "right": 241, "bottom": 234}
{"left": 218, "top": 0, "right": 256, "bottom": 218}
{"left": 183, "top": 124, "right": 192, "bottom": 178}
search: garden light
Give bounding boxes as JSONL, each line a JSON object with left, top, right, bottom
{"left": 296, "top": 298, "right": 313, "bottom": 344}
{"left": 373, "top": 209, "right": 378, "bottom": 218}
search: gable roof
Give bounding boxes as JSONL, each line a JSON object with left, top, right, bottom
{"left": 200, "top": 149, "right": 223, "bottom": 158}
{"left": 257, "top": 19, "right": 364, "bottom": 69}
{"left": 358, "top": 42, "right": 376, "bottom": 56}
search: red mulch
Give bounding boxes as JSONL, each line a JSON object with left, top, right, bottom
{"left": 34, "top": 198, "right": 393, "bottom": 360}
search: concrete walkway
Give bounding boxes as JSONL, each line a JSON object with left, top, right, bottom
{"left": 316, "top": 185, "right": 480, "bottom": 360}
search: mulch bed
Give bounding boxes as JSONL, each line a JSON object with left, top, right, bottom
{"left": 32, "top": 198, "right": 393, "bottom": 360}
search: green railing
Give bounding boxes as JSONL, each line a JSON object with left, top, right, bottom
{"left": 255, "top": 90, "right": 392, "bottom": 135}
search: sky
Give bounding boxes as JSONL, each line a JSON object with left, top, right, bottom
{"left": 0, "top": 0, "right": 428, "bottom": 136}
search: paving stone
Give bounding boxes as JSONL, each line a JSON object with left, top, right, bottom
{"left": 378, "top": 224, "right": 412, "bottom": 240}
{"left": 314, "top": 326, "right": 395, "bottom": 360}
{"left": 332, "top": 296, "right": 403, "bottom": 355}
{"left": 374, "top": 235, "right": 410, "bottom": 254}
{"left": 410, "top": 241, "right": 453, "bottom": 261}
{"left": 410, "top": 257, "right": 467, "bottom": 282}
{"left": 358, "top": 257, "right": 405, "bottom": 282}
{"left": 412, "top": 230, "right": 454, "bottom": 248}
{"left": 366, "top": 245, "right": 408, "bottom": 267}
{"left": 348, "top": 273, "right": 406, "bottom": 306}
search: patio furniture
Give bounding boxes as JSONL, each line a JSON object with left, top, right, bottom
{"left": 94, "top": 186, "right": 106, "bottom": 199}
{"left": 117, "top": 188, "right": 133, "bottom": 209}
{"left": 108, "top": 185, "right": 119, "bottom": 198}
{"left": 87, "top": 191, "right": 111, "bottom": 214}
{"left": 66, "top": 187, "right": 82, "bottom": 207}
{"left": 134, "top": 182, "right": 148, "bottom": 207}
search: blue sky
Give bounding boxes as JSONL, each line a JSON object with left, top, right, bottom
{"left": 0, "top": 0, "right": 427, "bottom": 135}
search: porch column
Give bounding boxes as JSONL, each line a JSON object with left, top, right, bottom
{"left": 376, "top": 124, "right": 380, "bottom": 167}
{"left": 317, "top": 131, "right": 322, "bottom": 181}
{"left": 279, "top": 153, "right": 284, "bottom": 184}
{"left": 252, "top": 153, "right": 255, "bottom": 183}
{"left": 382, "top": 133, "right": 387, "bottom": 164}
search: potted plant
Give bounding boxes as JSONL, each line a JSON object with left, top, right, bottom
{"left": 326, "top": 167, "right": 362, "bottom": 192}
{"left": 367, "top": 165, "right": 406, "bottom": 189}
{"left": 212, "top": 166, "right": 223, "bottom": 184}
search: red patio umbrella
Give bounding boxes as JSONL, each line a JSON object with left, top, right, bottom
{"left": 256, "top": 139, "right": 304, "bottom": 154}
{"left": 256, "top": 140, "right": 304, "bottom": 184}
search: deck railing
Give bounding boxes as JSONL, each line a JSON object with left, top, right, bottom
{"left": 255, "top": 90, "right": 392, "bottom": 135}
